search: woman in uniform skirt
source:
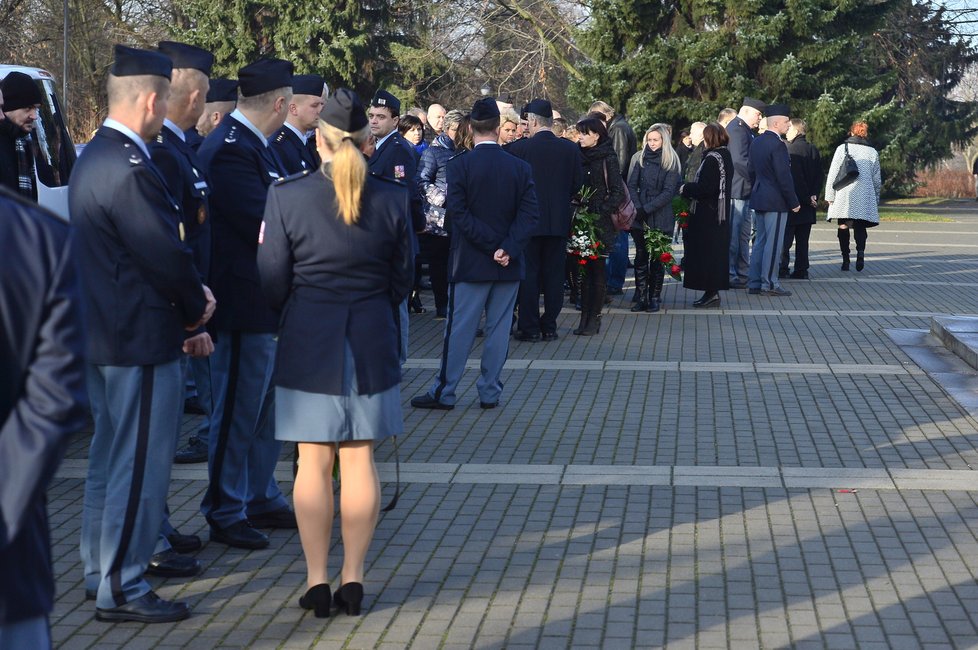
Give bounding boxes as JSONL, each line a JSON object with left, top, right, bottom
{"left": 257, "top": 89, "right": 414, "bottom": 618}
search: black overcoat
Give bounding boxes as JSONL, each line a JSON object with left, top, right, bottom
{"left": 786, "top": 134, "right": 822, "bottom": 226}
{"left": 680, "top": 147, "right": 733, "bottom": 291}
{"left": 506, "top": 131, "right": 584, "bottom": 237}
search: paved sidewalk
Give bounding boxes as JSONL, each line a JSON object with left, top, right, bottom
{"left": 51, "top": 202, "right": 978, "bottom": 648}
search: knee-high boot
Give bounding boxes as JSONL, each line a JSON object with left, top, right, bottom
{"left": 573, "top": 266, "right": 592, "bottom": 335}
{"left": 630, "top": 262, "right": 649, "bottom": 312}
{"left": 648, "top": 262, "right": 665, "bottom": 312}
{"left": 582, "top": 260, "right": 606, "bottom": 335}
{"left": 838, "top": 228, "right": 850, "bottom": 271}
{"left": 567, "top": 257, "right": 581, "bottom": 309}
{"left": 853, "top": 227, "right": 867, "bottom": 271}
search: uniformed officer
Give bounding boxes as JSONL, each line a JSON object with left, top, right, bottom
{"left": 146, "top": 40, "right": 216, "bottom": 576}
{"left": 187, "top": 77, "right": 237, "bottom": 150}
{"left": 197, "top": 58, "right": 296, "bottom": 550}
{"left": 0, "top": 186, "right": 87, "bottom": 649}
{"left": 411, "top": 97, "right": 539, "bottom": 410}
{"left": 73, "top": 45, "right": 215, "bottom": 624}
{"left": 271, "top": 73, "right": 326, "bottom": 174}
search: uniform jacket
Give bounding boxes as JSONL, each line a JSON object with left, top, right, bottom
{"left": 257, "top": 171, "right": 413, "bottom": 395}
{"left": 608, "top": 115, "right": 637, "bottom": 181}
{"left": 626, "top": 146, "right": 681, "bottom": 233}
{"left": 726, "top": 116, "right": 755, "bottom": 199}
{"left": 185, "top": 127, "right": 204, "bottom": 151}
{"left": 445, "top": 142, "right": 539, "bottom": 283}
{"left": 506, "top": 130, "right": 584, "bottom": 238}
{"left": 70, "top": 126, "right": 207, "bottom": 365}
{"left": 151, "top": 123, "right": 211, "bottom": 281}
{"left": 271, "top": 124, "right": 318, "bottom": 175}
{"left": 785, "top": 134, "right": 822, "bottom": 226}
{"left": 748, "top": 131, "right": 799, "bottom": 213}
{"left": 0, "top": 188, "right": 87, "bottom": 625}
{"left": 198, "top": 113, "right": 285, "bottom": 332}
{"left": 368, "top": 130, "right": 425, "bottom": 232}
{"left": 825, "top": 137, "right": 881, "bottom": 226}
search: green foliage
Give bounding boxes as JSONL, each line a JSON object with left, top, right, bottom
{"left": 571, "top": 0, "right": 978, "bottom": 195}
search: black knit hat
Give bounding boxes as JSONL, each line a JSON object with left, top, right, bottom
{"left": 319, "top": 88, "right": 369, "bottom": 132}
{"left": 0, "top": 72, "right": 43, "bottom": 111}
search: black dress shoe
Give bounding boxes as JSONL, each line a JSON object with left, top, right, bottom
{"left": 299, "top": 583, "right": 331, "bottom": 618}
{"left": 748, "top": 288, "right": 762, "bottom": 295}
{"left": 95, "top": 591, "right": 190, "bottom": 623}
{"left": 480, "top": 401, "right": 498, "bottom": 409}
{"left": 146, "top": 549, "right": 203, "bottom": 578}
{"left": 333, "top": 582, "right": 364, "bottom": 616}
{"left": 410, "top": 394, "right": 454, "bottom": 410}
{"left": 730, "top": 279, "right": 748, "bottom": 289}
{"left": 693, "top": 292, "right": 720, "bottom": 308}
{"left": 167, "top": 531, "right": 202, "bottom": 554}
{"left": 249, "top": 508, "right": 298, "bottom": 529}
{"left": 183, "top": 398, "right": 205, "bottom": 415}
{"left": 435, "top": 308, "right": 447, "bottom": 320}
{"left": 514, "top": 331, "right": 541, "bottom": 342}
{"left": 174, "top": 436, "right": 208, "bottom": 464}
{"left": 210, "top": 520, "right": 269, "bottom": 550}
{"left": 541, "top": 332, "right": 558, "bottom": 342}
{"left": 789, "top": 271, "right": 809, "bottom": 279}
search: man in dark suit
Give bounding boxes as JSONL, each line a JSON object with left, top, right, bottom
{"left": 271, "top": 74, "right": 325, "bottom": 175}
{"left": 411, "top": 97, "right": 539, "bottom": 410}
{"left": 0, "top": 187, "right": 87, "bottom": 648}
{"left": 726, "top": 97, "right": 765, "bottom": 288}
{"left": 198, "top": 58, "right": 296, "bottom": 551}
{"left": 72, "top": 45, "right": 215, "bottom": 623}
{"left": 0, "top": 71, "right": 43, "bottom": 199}
{"left": 187, "top": 78, "right": 237, "bottom": 150}
{"left": 746, "top": 104, "right": 800, "bottom": 297}
{"left": 780, "top": 118, "right": 822, "bottom": 279}
{"left": 508, "top": 98, "right": 584, "bottom": 341}
{"left": 146, "top": 41, "right": 216, "bottom": 574}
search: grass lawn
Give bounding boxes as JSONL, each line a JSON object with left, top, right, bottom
{"left": 883, "top": 197, "right": 949, "bottom": 206}
{"left": 877, "top": 208, "right": 953, "bottom": 222}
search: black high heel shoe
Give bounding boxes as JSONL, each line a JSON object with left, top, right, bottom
{"left": 299, "top": 584, "right": 331, "bottom": 618}
{"left": 333, "top": 582, "right": 364, "bottom": 616}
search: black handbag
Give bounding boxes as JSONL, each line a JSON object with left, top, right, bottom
{"left": 832, "top": 143, "right": 859, "bottom": 191}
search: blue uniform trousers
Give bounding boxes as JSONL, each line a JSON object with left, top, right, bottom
{"left": 748, "top": 210, "right": 788, "bottom": 292}
{"left": 201, "top": 332, "right": 287, "bottom": 529}
{"left": 606, "top": 231, "right": 629, "bottom": 290}
{"left": 399, "top": 299, "right": 409, "bottom": 366}
{"left": 0, "top": 616, "right": 50, "bottom": 649}
{"left": 80, "top": 361, "right": 182, "bottom": 608}
{"left": 427, "top": 281, "right": 519, "bottom": 406}
{"left": 728, "top": 199, "right": 753, "bottom": 283}
{"left": 189, "top": 355, "right": 213, "bottom": 442}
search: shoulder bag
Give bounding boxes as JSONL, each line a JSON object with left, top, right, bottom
{"left": 603, "top": 159, "right": 636, "bottom": 231}
{"left": 832, "top": 143, "right": 859, "bottom": 191}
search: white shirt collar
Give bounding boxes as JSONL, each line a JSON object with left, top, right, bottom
{"left": 375, "top": 130, "right": 396, "bottom": 151}
{"left": 230, "top": 109, "right": 268, "bottom": 147}
{"left": 284, "top": 121, "right": 307, "bottom": 144}
{"left": 163, "top": 119, "right": 186, "bottom": 143}
{"left": 102, "top": 118, "right": 151, "bottom": 159}
{"left": 474, "top": 140, "right": 497, "bottom": 147}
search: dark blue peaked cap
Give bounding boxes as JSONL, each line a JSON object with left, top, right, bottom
{"left": 293, "top": 74, "right": 326, "bottom": 96}
{"left": 112, "top": 45, "right": 172, "bottom": 80}
{"left": 206, "top": 78, "right": 238, "bottom": 103}
{"left": 158, "top": 41, "right": 214, "bottom": 76}
{"left": 470, "top": 97, "right": 500, "bottom": 121}
{"left": 238, "top": 58, "right": 293, "bottom": 97}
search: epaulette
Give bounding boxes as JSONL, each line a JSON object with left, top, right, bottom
{"left": 123, "top": 142, "right": 145, "bottom": 166}
{"left": 274, "top": 169, "right": 312, "bottom": 185}
{"left": 274, "top": 131, "right": 286, "bottom": 143}
{"left": 224, "top": 125, "right": 238, "bottom": 144}
{"left": 369, "top": 172, "right": 406, "bottom": 187}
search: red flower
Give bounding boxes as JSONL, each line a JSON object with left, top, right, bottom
{"left": 671, "top": 264, "right": 682, "bottom": 274}
{"left": 680, "top": 223, "right": 688, "bottom": 229}
{"left": 589, "top": 255, "right": 598, "bottom": 260}
{"left": 578, "top": 259, "right": 588, "bottom": 266}
{"left": 659, "top": 252, "right": 673, "bottom": 264}
{"left": 679, "top": 211, "right": 689, "bottom": 218}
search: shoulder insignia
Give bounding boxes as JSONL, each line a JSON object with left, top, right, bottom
{"left": 156, "top": 133, "right": 164, "bottom": 144}
{"left": 275, "top": 132, "right": 285, "bottom": 142}
{"left": 394, "top": 164, "right": 405, "bottom": 179}
{"left": 369, "top": 172, "right": 406, "bottom": 187}
{"left": 274, "top": 169, "right": 312, "bottom": 185}
{"left": 225, "top": 126, "right": 238, "bottom": 144}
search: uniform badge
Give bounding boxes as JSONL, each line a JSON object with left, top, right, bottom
{"left": 225, "top": 126, "right": 238, "bottom": 144}
{"left": 258, "top": 221, "right": 266, "bottom": 244}
{"left": 394, "top": 165, "right": 405, "bottom": 179}
{"left": 129, "top": 153, "right": 143, "bottom": 165}
{"left": 178, "top": 222, "right": 186, "bottom": 242}
{"left": 197, "top": 204, "right": 207, "bottom": 225}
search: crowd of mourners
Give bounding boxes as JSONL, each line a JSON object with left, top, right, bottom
{"left": 0, "top": 40, "right": 885, "bottom": 646}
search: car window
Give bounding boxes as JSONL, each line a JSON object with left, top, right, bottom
{"left": 31, "top": 78, "right": 75, "bottom": 188}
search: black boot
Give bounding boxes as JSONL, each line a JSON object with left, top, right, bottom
{"left": 573, "top": 267, "right": 592, "bottom": 335}
{"left": 567, "top": 257, "right": 581, "bottom": 308}
{"left": 693, "top": 291, "right": 720, "bottom": 308}
{"left": 630, "top": 262, "right": 649, "bottom": 312}
{"left": 581, "top": 263, "right": 606, "bottom": 335}
{"left": 838, "top": 229, "right": 850, "bottom": 271}
{"left": 854, "top": 227, "right": 867, "bottom": 272}
{"left": 647, "top": 263, "right": 664, "bottom": 312}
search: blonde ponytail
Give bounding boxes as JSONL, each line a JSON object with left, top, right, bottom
{"left": 317, "top": 119, "right": 370, "bottom": 225}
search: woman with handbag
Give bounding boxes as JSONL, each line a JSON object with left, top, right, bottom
{"left": 626, "top": 123, "right": 682, "bottom": 312}
{"left": 574, "top": 116, "right": 623, "bottom": 335}
{"left": 824, "top": 121, "right": 881, "bottom": 271}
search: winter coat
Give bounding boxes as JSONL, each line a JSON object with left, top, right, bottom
{"left": 684, "top": 143, "right": 704, "bottom": 183}
{"left": 580, "top": 139, "right": 624, "bottom": 253}
{"left": 680, "top": 147, "right": 733, "bottom": 291}
{"left": 626, "top": 145, "right": 680, "bottom": 234}
{"left": 825, "top": 136, "right": 881, "bottom": 226}
{"left": 607, "top": 115, "right": 637, "bottom": 181}
{"left": 416, "top": 133, "right": 456, "bottom": 235}
{"left": 785, "top": 134, "right": 822, "bottom": 226}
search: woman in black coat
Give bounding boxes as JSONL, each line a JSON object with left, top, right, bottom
{"left": 257, "top": 89, "right": 414, "bottom": 618}
{"left": 679, "top": 122, "right": 733, "bottom": 308}
{"left": 575, "top": 116, "right": 623, "bottom": 336}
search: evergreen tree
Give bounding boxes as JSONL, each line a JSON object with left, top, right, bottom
{"left": 571, "top": 0, "right": 978, "bottom": 194}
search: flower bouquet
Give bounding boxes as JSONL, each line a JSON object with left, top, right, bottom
{"left": 568, "top": 186, "right": 602, "bottom": 271}
{"left": 673, "top": 195, "right": 690, "bottom": 230}
{"left": 644, "top": 226, "right": 682, "bottom": 281}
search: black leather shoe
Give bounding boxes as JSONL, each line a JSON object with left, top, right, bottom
{"left": 514, "top": 331, "right": 541, "bottom": 342}
{"left": 730, "top": 280, "right": 748, "bottom": 289}
{"left": 299, "top": 583, "right": 331, "bottom": 618}
{"left": 333, "top": 582, "right": 364, "bottom": 616}
{"left": 183, "top": 398, "right": 205, "bottom": 415}
{"left": 748, "top": 288, "right": 762, "bottom": 295}
{"left": 789, "top": 271, "right": 809, "bottom": 279}
{"left": 480, "top": 401, "right": 498, "bottom": 409}
{"left": 174, "top": 436, "right": 208, "bottom": 464}
{"left": 95, "top": 591, "right": 190, "bottom": 623}
{"left": 693, "top": 293, "right": 720, "bottom": 308}
{"left": 146, "top": 549, "right": 203, "bottom": 578}
{"left": 210, "top": 520, "right": 269, "bottom": 550}
{"left": 541, "top": 332, "right": 558, "bottom": 342}
{"left": 248, "top": 508, "right": 298, "bottom": 529}
{"left": 410, "top": 394, "right": 454, "bottom": 410}
{"left": 167, "top": 531, "right": 202, "bottom": 554}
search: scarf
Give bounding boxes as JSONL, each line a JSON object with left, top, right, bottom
{"left": 14, "top": 134, "right": 35, "bottom": 199}
{"left": 690, "top": 149, "right": 728, "bottom": 225}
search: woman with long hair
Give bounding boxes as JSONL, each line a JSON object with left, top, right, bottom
{"left": 626, "top": 123, "right": 681, "bottom": 312}
{"left": 679, "top": 123, "right": 733, "bottom": 307}
{"left": 574, "top": 116, "right": 623, "bottom": 335}
{"left": 825, "top": 120, "right": 881, "bottom": 271}
{"left": 257, "top": 89, "right": 413, "bottom": 618}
